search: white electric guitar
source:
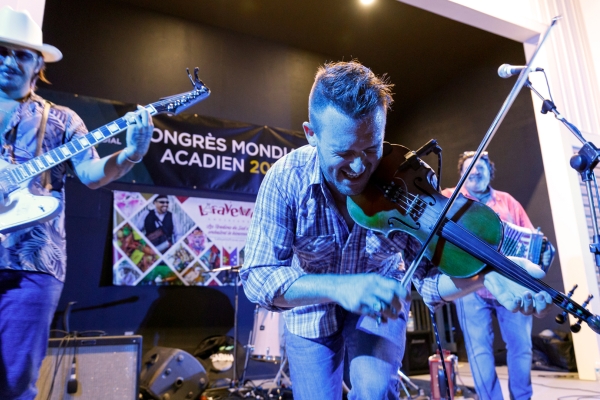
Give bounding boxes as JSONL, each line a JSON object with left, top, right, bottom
{"left": 0, "top": 68, "right": 210, "bottom": 234}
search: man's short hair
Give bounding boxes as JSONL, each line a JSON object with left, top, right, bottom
{"left": 308, "top": 60, "right": 394, "bottom": 127}
{"left": 154, "top": 194, "right": 168, "bottom": 202}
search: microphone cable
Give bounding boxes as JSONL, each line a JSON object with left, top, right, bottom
{"left": 66, "top": 334, "right": 78, "bottom": 394}
{"left": 46, "top": 333, "right": 73, "bottom": 400}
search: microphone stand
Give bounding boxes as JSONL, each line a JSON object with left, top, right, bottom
{"left": 525, "top": 79, "right": 600, "bottom": 269}
{"left": 211, "top": 265, "right": 245, "bottom": 394}
{"left": 395, "top": 18, "right": 559, "bottom": 399}
{"left": 526, "top": 79, "right": 600, "bottom": 330}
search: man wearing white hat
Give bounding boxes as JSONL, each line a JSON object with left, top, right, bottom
{"left": 0, "top": 6, "right": 153, "bottom": 399}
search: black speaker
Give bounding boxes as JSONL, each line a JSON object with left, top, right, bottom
{"left": 402, "top": 331, "right": 433, "bottom": 375}
{"left": 36, "top": 335, "right": 142, "bottom": 400}
{"left": 139, "top": 346, "right": 208, "bottom": 400}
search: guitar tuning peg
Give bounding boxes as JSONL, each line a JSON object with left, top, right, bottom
{"left": 186, "top": 68, "right": 195, "bottom": 87}
{"left": 569, "top": 295, "right": 593, "bottom": 333}
{"left": 556, "top": 284, "right": 578, "bottom": 324}
{"left": 569, "top": 284, "right": 578, "bottom": 294}
{"left": 582, "top": 294, "right": 594, "bottom": 309}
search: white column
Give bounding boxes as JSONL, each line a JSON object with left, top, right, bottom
{"left": 0, "top": 0, "right": 46, "bottom": 27}
{"left": 525, "top": 0, "right": 600, "bottom": 381}
{"left": 399, "top": 0, "right": 600, "bottom": 380}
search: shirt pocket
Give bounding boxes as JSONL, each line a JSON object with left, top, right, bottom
{"left": 293, "top": 234, "right": 336, "bottom": 273}
{"left": 364, "top": 230, "right": 402, "bottom": 274}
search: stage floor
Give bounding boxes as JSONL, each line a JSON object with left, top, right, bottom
{"left": 409, "top": 362, "right": 600, "bottom": 400}
{"left": 242, "top": 361, "right": 600, "bottom": 399}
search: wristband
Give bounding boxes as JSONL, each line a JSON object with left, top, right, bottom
{"left": 124, "top": 148, "right": 143, "bottom": 164}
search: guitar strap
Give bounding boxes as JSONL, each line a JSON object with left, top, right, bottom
{"left": 35, "top": 100, "right": 52, "bottom": 190}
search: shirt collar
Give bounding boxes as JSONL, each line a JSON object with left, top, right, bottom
{"left": 308, "top": 146, "right": 322, "bottom": 187}
{"left": 27, "top": 91, "right": 44, "bottom": 106}
{"left": 458, "top": 185, "right": 497, "bottom": 204}
{"left": 306, "top": 146, "right": 338, "bottom": 205}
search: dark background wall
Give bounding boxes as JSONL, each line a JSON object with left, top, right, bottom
{"left": 39, "top": 0, "right": 564, "bottom": 371}
{"left": 41, "top": 0, "right": 320, "bottom": 131}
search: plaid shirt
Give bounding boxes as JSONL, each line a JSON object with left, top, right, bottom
{"left": 0, "top": 92, "right": 98, "bottom": 282}
{"left": 241, "top": 145, "right": 444, "bottom": 339}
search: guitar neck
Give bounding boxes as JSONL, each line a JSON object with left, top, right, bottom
{"left": 8, "top": 104, "right": 157, "bottom": 185}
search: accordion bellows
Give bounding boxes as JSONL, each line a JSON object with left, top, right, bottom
{"left": 500, "top": 220, "right": 544, "bottom": 265}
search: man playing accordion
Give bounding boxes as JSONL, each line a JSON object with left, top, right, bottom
{"left": 442, "top": 151, "right": 555, "bottom": 400}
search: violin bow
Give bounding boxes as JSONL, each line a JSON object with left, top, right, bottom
{"left": 400, "top": 17, "right": 561, "bottom": 289}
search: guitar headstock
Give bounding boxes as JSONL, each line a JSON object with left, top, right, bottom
{"left": 151, "top": 67, "right": 211, "bottom": 115}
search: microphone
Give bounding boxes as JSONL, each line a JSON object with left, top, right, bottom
{"left": 498, "top": 64, "right": 544, "bottom": 78}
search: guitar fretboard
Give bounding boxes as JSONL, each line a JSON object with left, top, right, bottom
{"left": 8, "top": 107, "right": 153, "bottom": 185}
{"left": 6, "top": 84, "right": 209, "bottom": 186}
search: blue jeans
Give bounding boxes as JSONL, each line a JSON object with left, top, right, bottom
{"left": 0, "top": 270, "right": 63, "bottom": 400}
{"left": 285, "top": 308, "right": 403, "bottom": 400}
{"left": 456, "top": 293, "right": 532, "bottom": 400}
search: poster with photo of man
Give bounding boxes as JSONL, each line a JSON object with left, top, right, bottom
{"left": 144, "top": 195, "right": 175, "bottom": 252}
{"left": 112, "top": 191, "right": 253, "bottom": 286}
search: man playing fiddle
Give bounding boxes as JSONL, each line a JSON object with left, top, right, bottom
{"left": 0, "top": 7, "right": 153, "bottom": 399}
{"left": 240, "top": 60, "right": 552, "bottom": 399}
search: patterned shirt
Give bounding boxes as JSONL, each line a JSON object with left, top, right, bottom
{"left": 441, "top": 186, "right": 534, "bottom": 299}
{"left": 0, "top": 92, "right": 99, "bottom": 282}
{"left": 241, "top": 145, "right": 444, "bottom": 339}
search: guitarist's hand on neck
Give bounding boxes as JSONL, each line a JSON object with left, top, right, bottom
{"left": 122, "top": 105, "right": 153, "bottom": 163}
{"left": 74, "top": 104, "right": 154, "bottom": 189}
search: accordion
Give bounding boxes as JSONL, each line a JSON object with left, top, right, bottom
{"left": 500, "top": 221, "right": 545, "bottom": 266}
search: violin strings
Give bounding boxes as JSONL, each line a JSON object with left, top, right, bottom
{"left": 384, "top": 188, "right": 557, "bottom": 293}
{"left": 376, "top": 179, "right": 591, "bottom": 321}
{"left": 385, "top": 188, "right": 582, "bottom": 314}
{"left": 437, "top": 214, "right": 579, "bottom": 309}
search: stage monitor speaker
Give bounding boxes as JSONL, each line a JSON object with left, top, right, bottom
{"left": 139, "top": 346, "right": 208, "bottom": 400}
{"left": 36, "top": 335, "right": 142, "bottom": 400}
{"left": 402, "top": 331, "right": 433, "bottom": 376}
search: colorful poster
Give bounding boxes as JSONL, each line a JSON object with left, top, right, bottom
{"left": 112, "top": 191, "right": 254, "bottom": 286}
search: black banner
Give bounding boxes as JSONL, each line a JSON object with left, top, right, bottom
{"left": 38, "top": 89, "right": 307, "bottom": 195}
{"left": 143, "top": 114, "right": 307, "bottom": 195}
{"left": 97, "top": 114, "right": 307, "bottom": 195}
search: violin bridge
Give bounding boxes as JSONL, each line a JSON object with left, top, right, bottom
{"left": 406, "top": 196, "right": 419, "bottom": 215}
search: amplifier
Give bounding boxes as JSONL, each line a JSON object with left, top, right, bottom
{"left": 35, "top": 335, "right": 142, "bottom": 400}
{"left": 402, "top": 331, "right": 433, "bottom": 375}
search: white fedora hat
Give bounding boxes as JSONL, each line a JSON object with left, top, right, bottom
{"left": 0, "top": 6, "right": 62, "bottom": 62}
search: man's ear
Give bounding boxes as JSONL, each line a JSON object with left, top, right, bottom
{"left": 303, "top": 122, "right": 317, "bottom": 147}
